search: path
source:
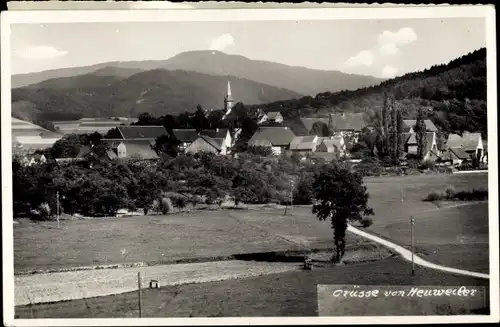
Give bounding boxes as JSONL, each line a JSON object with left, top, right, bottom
{"left": 347, "top": 225, "right": 489, "bottom": 280}
{"left": 15, "top": 260, "right": 300, "bottom": 306}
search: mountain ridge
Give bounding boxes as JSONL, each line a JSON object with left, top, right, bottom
{"left": 12, "top": 50, "right": 383, "bottom": 95}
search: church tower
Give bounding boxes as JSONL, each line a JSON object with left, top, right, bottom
{"left": 223, "top": 80, "right": 234, "bottom": 117}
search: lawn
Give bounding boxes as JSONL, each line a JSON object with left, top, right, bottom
{"left": 13, "top": 173, "right": 490, "bottom": 274}
{"left": 362, "top": 173, "right": 489, "bottom": 273}
{"left": 15, "top": 257, "right": 489, "bottom": 318}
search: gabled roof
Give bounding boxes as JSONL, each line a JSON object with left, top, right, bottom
{"left": 402, "top": 120, "right": 438, "bottom": 132}
{"left": 461, "top": 132, "right": 482, "bottom": 151}
{"left": 198, "top": 135, "right": 222, "bottom": 151}
{"left": 445, "top": 132, "right": 482, "bottom": 152}
{"left": 317, "top": 138, "right": 337, "bottom": 152}
{"left": 171, "top": 129, "right": 199, "bottom": 143}
{"left": 117, "top": 126, "right": 168, "bottom": 140}
{"left": 329, "top": 113, "right": 366, "bottom": 132}
{"left": 200, "top": 128, "right": 229, "bottom": 139}
{"left": 120, "top": 140, "right": 159, "bottom": 160}
{"left": 300, "top": 118, "right": 330, "bottom": 133}
{"left": 290, "top": 136, "right": 317, "bottom": 151}
{"left": 449, "top": 147, "right": 471, "bottom": 160}
{"left": 266, "top": 112, "right": 283, "bottom": 120}
{"left": 248, "top": 127, "right": 296, "bottom": 147}
{"left": 330, "top": 136, "right": 344, "bottom": 150}
{"left": 446, "top": 133, "right": 463, "bottom": 148}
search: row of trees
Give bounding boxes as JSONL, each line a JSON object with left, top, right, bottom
{"left": 13, "top": 150, "right": 323, "bottom": 218}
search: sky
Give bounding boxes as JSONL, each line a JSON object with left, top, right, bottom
{"left": 10, "top": 18, "right": 486, "bottom": 78}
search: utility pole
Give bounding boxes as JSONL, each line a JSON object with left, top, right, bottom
{"left": 410, "top": 216, "right": 415, "bottom": 276}
{"left": 290, "top": 180, "right": 294, "bottom": 216}
{"left": 56, "top": 191, "right": 60, "bottom": 229}
{"left": 137, "top": 272, "right": 143, "bottom": 318}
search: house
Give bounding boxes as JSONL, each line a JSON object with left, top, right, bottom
{"left": 170, "top": 129, "right": 200, "bottom": 151}
{"left": 300, "top": 117, "right": 331, "bottom": 136}
{"left": 402, "top": 120, "right": 438, "bottom": 133}
{"left": 80, "top": 139, "right": 159, "bottom": 161}
{"left": 200, "top": 128, "right": 232, "bottom": 152}
{"left": 248, "top": 127, "right": 296, "bottom": 155}
{"left": 77, "top": 144, "right": 118, "bottom": 161}
{"left": 308, "top": 152, "right": 338, "bottom": 163}
{"left": 185, "top": 135, "right": 227, "bottom": 155}
{"left": 328, "top": 113, "right": 367, "bottom": 139}
{"left": 114, "top": 125, "right": 169, "bottom": 141}
{"left": 402, "top": 132, "right": 439, "bottom": 161}
{"left": 445, "top": 132, "right": 484, "bottom": 161}
{"left": 439, "top": 147, "right": 471, "bottom": 166}
{"left": 265, "top": 112, "right": 284, "bottom": 124}
{"left": 289, "top": 135, "right": 318, "bottom": 153}
{"left": 482, "top": 140, "right": 488, "bottom": 164}
{"left": 20, "top": 153, "right": 47, "bottom": 166}
{"left": 316, "top": 136, "right": 345, "bottom": 156}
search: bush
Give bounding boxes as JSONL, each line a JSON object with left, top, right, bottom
{"left": 424, "top": 191, "right": 446, "bottom": 201}
{"left": 360, "top": 217, "right": 374, "bottom": 227}
{"left": 173, "top": 196, "right": 187, "bottom": 212}
{"left": 445, "top": 186, "right": 456, "bottom": 200}
{"left": 419, "top": 160, "right": 436, "bottom": 170}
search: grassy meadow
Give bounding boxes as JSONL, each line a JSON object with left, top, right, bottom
{"left": 13, "top": 173, "right": 489, "bottom": 274}
{"left": 15, "top": 257, "right": 489, "bottom": 318}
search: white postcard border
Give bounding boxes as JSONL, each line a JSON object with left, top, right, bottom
{"left": 2, "top": 5, "right": 498, "bottom": 326}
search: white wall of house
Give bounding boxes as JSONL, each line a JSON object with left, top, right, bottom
{"left": 271, "top": 146, "right": 282, "bottom": 155}
{"left": 117, "top": 142, "right": 127, "bottom": 158}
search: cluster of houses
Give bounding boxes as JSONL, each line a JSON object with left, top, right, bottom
{"left": 13, "top": 81, "right": 487, "bottom": 168}
{"left": 16, "top": 110, "right": 487, "bottom": 168}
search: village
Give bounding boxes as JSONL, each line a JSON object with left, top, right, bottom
{"left": 12, "top": 80, "right": 488, "bottom": 170}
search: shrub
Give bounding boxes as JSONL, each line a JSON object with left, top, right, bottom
{"left": 419, "top": 160, "right": 436, "bottom": 170}
{"left": 360, "top": 217, "right": 374, "bottom": 228}
{"left": 173, "top": 196, "right": 187, "bottom": 212}
{"left": 160, "top": 197, "right": 174, "bottom": 214}
{"left": 424, "top": 191, "right": 446, "bottom": 201}
{"left": 445, "top": 186, "right": 456, "bottom": 200}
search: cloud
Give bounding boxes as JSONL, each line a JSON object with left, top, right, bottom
{"left": 17, "top": 45, "right": 68, "bottom": 60}
{"left": 209, "top": 34, "right": 235, "bottom": 51}
{"left": 378, "top": 27, "right": 418, "bottom": 47}
{"left": 382, "top": 66, "right": 399, "bottom": 78}
{"left": 379, "top": 43, "right": 399, "bottom": 56}
{"left": 344, "top": 50, "right": 374, "bottom": 67}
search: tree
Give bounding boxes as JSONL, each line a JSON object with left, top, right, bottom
{"left": 310, "top": 121, "right": 330, "bottom": 137}
{"left": 312, "top": 163, "right": 374, "bottom": 263}
{"left": 191, "top": 105, "right": 209, "bottom": 133}
{"left": 50, "top": 133, "right": 87, "bottom": 158}
{"left": 396, "top": 108, "right": 404, "bottom": 161}
{"left": 293, "top": 174, "right": 314, "bottom": 205}
{"left": 414, "top": 108, "right": 428, "bottom": 159}
{"left": 137, "top": 112, "right": 156, "bottom": 126}
{"left": 154, "top": 134, "right": 181, "bottom": 158}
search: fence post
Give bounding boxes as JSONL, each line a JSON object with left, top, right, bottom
{"left": 138, "top": 272, "right": 142, "bottom": 318}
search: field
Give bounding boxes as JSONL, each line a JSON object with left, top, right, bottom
{"left": 14, "top": 173, "right": 489, "bottom": 274}
{"left": 16, "top": 257, "right": 489, "bottom": 318}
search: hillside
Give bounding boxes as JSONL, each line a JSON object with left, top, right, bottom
{"left": 251, "top": 48, "right": 487, "bottom": 137}
{"left": 11, "top": 69, "right": 302, "bottom": 122}
{"left": 12, "top": 50, "right": 383, "bottom": 95}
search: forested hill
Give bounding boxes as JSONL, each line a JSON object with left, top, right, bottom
{"left": 252, "top": 48, "right": 487, "bottom": 137}
{"left": 11, "top": 69, "right": 302, "bottom": 123}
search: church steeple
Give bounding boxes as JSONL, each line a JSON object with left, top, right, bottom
{"left": 223, "top": 79, "right": 234, "bottom": 118}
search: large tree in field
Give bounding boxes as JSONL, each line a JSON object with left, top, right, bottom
{"left": 312, "top": 163, "right": 374, "bottom": 263}
{"left": 414, "top": 108, "right": 427, "bottom": 159}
